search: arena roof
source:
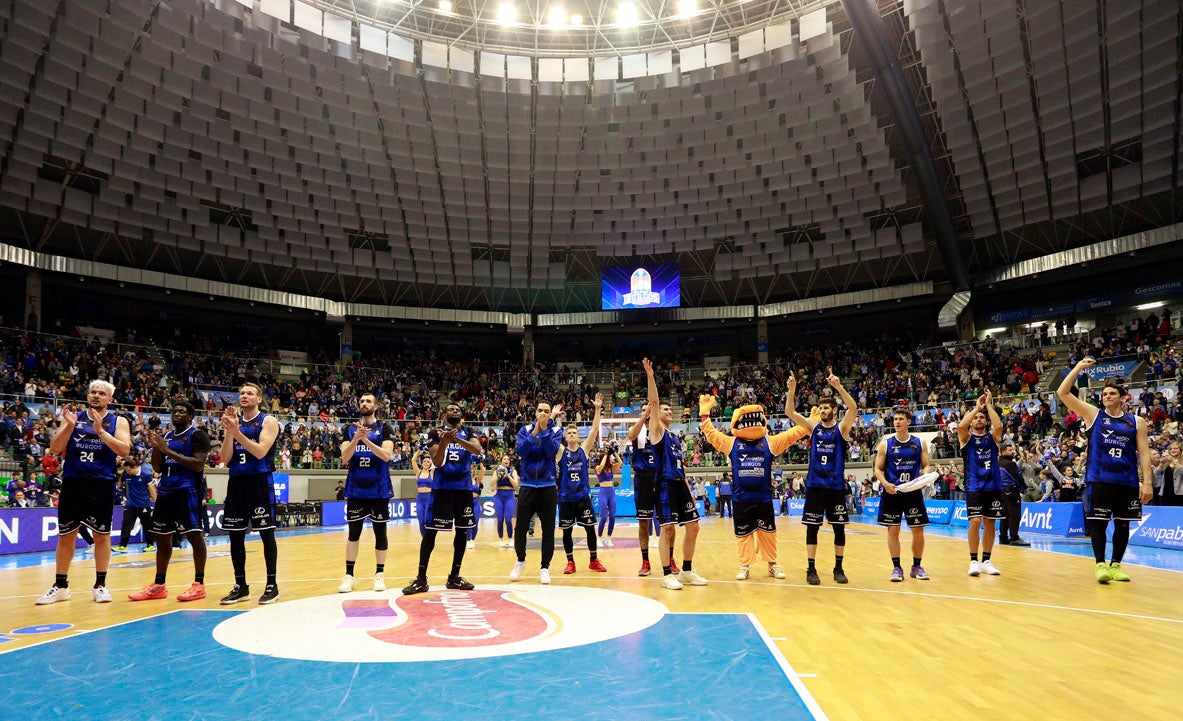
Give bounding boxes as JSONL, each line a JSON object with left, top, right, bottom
{"left": 0, "top": 0, "right": 1179, "bottom": 313}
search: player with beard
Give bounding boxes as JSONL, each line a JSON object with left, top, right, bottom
{"left": 957, "top": 391, "right": 1005, "bottom": 578}
{"left": 338, "top": 394, "right": 395, "bottom": 593}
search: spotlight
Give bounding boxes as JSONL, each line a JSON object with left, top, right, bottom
{"left": 677, "top": 0, "right": 696, "bottom": 17}
{"left": 617, "top": 2, "right": 638, "bottom": 26}
{"left": 497, "top": 2, "right": 516, "bottom": 25}
{"left": 438, "top": 0, "right": 452, "bottom": 13}
{"left": 548, "top": 6, "right": 567, "bottom": 26}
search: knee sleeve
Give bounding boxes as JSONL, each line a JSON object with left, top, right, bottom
{"left": 832, "top": 525, "right": 846, "bottom": 546}
{"left": 372, "top": 522, "right": 388, "bottom": 551}
{"left": 347, "top": 519, "right": 365, "bottom": 543}
{"left": 805, "top": 525, "right": 820, "bottom": 545}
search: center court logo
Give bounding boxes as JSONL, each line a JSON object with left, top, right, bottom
{"left": 212, "top": 585, "right": 667, "bottom": 663}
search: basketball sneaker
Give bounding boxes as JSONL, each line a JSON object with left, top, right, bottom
{"left": 35, "top": 586, "right": 71, "bottom": 605}
{"left": 832, "top": 569, "right": 848, "bottom": 584}
{"left": 736, "top": 565, "right": 750, "bottom": 580}
{"left": 604, "top": 537, "right": 614, "bottom": 548}
{"left": 539, "top": 568, "right": 551, "bottom": 585}
{"left": 637, "top": 560, "right": 652, "bottom": 576}
{"left": 466, "top": 540, "right": 475, "bottom": 550}
{"left": 445, "top": 576, "right": 474, "bottom": 591}
{"left": 563, "top": 561, "right": 577, "bottom": 575}
{"left": 1108, "top": 562, "right": 1131, "bottom": 582}
{"left": 509, "top": 561, "right": 526, "bottom": 581}
{"left": 890, "top": 567, "right": 904, "bottom": 583}
{"left": 92, "top": 586, "right": 113, "bottom": 603}
{"left": 589, "top": 559, "right": 607, "bottom": 573}
{"left": 144, "top": 544, "right": 155, "bottom": 552}
{"left": 128, "top": 584, "right": 168, "bottom": 601}
{"left": 1094, "top": 562, "right": 1113, "bottom": 584}
{"left": 980, "top": 560, "right": 1001, "bottom": 576}
{"left": 661, "top": 573, "right": 684, "bottom": 590}
{"left": 769, "top": 564, "right": 786, "bottom": 579}
{"left": 678, "top": 569, "right": 708, "bottom": 586}
{"left": 806, "top": 568, "right": 821, "bottom": 585}
{"left": 968, "top": 560, "right": 982, "bottom": 577}
{"left": 219, "top": 585, "right": 250, "bottom": 605}
{"left": 1010, "top": 538, "right": 1032, "bottom": 547}
{"left": 669, "top": 559, "right": 680, "bottom": 574}
{"left": 910, "top": 565, "right": 930, "bottom": 580}
{"left": 402, "top": 578, "right": 429, "bottom": 595}
{"left": 115, "top": 545, "right": 128, "bottom": 552}
{"left": 258, "top": 585, "right": 280, "bottom": 604}
{"left": 177, "top": 583, "right": 206, "bottom": 602}
{"left": 373, "top": 573, "right": 386, "bottom": 592}
{"left": 337, "top": 574, "right": 355, "bottom": 593}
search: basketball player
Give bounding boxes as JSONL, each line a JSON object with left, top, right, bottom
{"left": 492, "top": 455, "right": 518, "bottom": 548}
{"left": 1057, "top": 360, "right": 1153, "bottom": 583}
{"left": 785, "top": 369, "right": 858, "bottom": 585}
{"left": 627, "top": 404, "right": 677, "bottom": 576}
{"left": 129, "top": 401, "right": 210, "bottom": 602}
{"left": 698, "top": 396, "right": 815, "bottom": 581}
{"left": 412, "top": 450, "right": 433, "bottom": 536}
{"left": 508, "top": 401, "right": 564, "bottom": 584}
{"left": 874, "top": 408, "right": 934, "bottom": 581}
{"left": 36, "top": 380, "right": 132, "bottom": 605}
{"left": 337, "top": 394, "right": 394, "bottom": 593}
{"left": 643, "top": 358, "right": 707, "bottom": 590}
{"left": 595, "top": 446, "right": 622, "bottom": 548}
{"left": 218, "top": 382, "right": 281, "bottom": 604}
{"left": 116, "top": 455, "right": 155, "bottom": 552}
{"left": 957, "top": 392, "right": 1005, "bottom": 577}
{"left": 557, "top": 394, "right": 606, "bottom": 575}
{"left": 402, "top": 402, "right": 481, "bottom": 594}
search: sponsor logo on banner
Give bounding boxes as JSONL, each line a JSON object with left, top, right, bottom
{"left": 212, "top": 586, "right": 667, "bottom": 663}
{"left": 1018, "top": 503, "right": 1085, "bottom": 536}
{"left": 923, "top": 501, "right": 953, "bottom": 525}
{"left": 1129, "top": 508, "right": 1183, "bottom": 550}
{"left": 1133, "top": 280, "right": 1183, "bottom": 298}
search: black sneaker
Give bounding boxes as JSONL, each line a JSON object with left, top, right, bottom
{"left": 445, "top": 576, "right": 474, "bottom": 591}
{"left": 1010, "top": 538, "right": 1032, "bottom": 547}
{"left": 219, "top": 585, "right": 250, "bottom": 605}
{"left": 806, "top": 568, "right": 820, "bottom": 586}
{"left": 402, "top": 578, "right": 429, "bottom": 595}
{"left": 833, "top": 569, "right": 849, "bottom": 584}
{"left": 258, "top": 585, "right": 280, "bottom": 604}
{"left": 998, "top": 537, "right": 1011, "bottom": 545}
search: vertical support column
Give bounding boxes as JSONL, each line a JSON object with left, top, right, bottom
{"left": 957, "top": 306, "right": 975, "bottom": 341}
{"left": 522, "top": 326, "right": 535, "bottom": 366}
{"left": 757, "top": 317, "right": 769, "bottom": 365}
{"left": 25, "top": 270, "right": 42, "bottom": 332}
{"left": 340, "top": 318, "right": 354, "bottom": 364}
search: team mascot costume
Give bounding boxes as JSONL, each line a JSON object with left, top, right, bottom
{"left": 698, "top": 396, "right": 817, "bottom": 580}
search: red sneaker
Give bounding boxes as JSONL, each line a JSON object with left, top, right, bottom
{"left": 669, "top": 560, "right": 680, "bottom": 574}
{"left": 563, "top": 561, "right": 577, "bottom": 575}
{"left": 589, "top": 559, "right": 607, "bottom": 573}
{"left": 128, "top": 584, "right": 168, "bottom": 601}
{"left": 177, "top": 582, "right": 206, "bottom": 602}
{"left": 638, "top": 560, "right": 652, "bottom": 576}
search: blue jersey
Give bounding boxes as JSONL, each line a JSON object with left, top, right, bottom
{"left": 227, "top": 412, "right": 275, "bottom": 477}
{"left": 806, "top": 423, "right": 846, "bottom": 491}
{"left": 597, "top": 467, "right": 614, "bottom": 485}
{"left": 718, "top": 478, "right": 733, "bottom": 495}
{"left": 64, "top": 412, "right": 119, "bottom": 480}
{"left": 125, "top": 466, "right": 154, "bottom": 508}
{"left": 345, "top": 422, "right": 394, "bottom": 499}
{"left": 159, "top": 426, "right": 209, "bottom": 493}
{"left": 433, "top": 426, "right": 475, "bottom": 491}
{"left": 494, "top": 467, "right": 515, "bottom": 492}
{"left": 653, "top": 433, "right": 686, "bottom": 484}
{"left": 1085, "top": 411, "right": 1139, "bottom": 488}
{"left": 631, "top": 430, "right": 657, "bottom": 472}
{"left": 961, "top": 432, "right": 1002, "bottom": 492}
{"left": 884, "top": 435, "right": 923, "bottom": 486}
{"left": 557, "top": 446, "right": 590, "bottom": 502}
{"left": 730, "top": 437, "right": 774, "bottom": 504}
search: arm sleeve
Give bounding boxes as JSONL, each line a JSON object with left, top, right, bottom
{"left": 768, "top": 425, "right": 809, "bottom": 455}
{"left": 697, "top": 419, "right": 735, "bottom": 454}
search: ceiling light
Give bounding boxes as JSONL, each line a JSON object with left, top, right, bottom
{"left": 548, "top": 6, "right": 567, "bottom": 26}
{"left": 570, "top": 14, "right": 583, "bottom": 25}
{"left": 438, "top": 0, "right": 452, "bottom": 13}
{"left": 677, "top": 0, "right": 696, "bottom": 17}
{"left": 982, "top": 327, "right": 1006, "bottom": 334}
{"left": 497, "top": 2, "right": 517, "bottom": 25}
{"left": 617, "top": 2, "right": 638, "bottom": 26}
{"left": 1136, "top": 301, "right": 1165, "bottom": 310}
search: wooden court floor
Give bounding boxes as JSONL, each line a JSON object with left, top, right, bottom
{"left": 2, "top": 517, "right": 1179, "bottom": 721}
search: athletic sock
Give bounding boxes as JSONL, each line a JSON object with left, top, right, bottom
{"left": 94, "top": 571, "right": 107, "bottom": 589}
{"left": 913, "top": 557, "right": 922, "bottom": 567}
{"left": 154, "top": 573, "right": 166, "bottom": 585}
{"left": 970, "top": 552, "right": 979, "bottom": 562}
{"left": 682, "top": 559, "right": 692, "bottom": 572}
{"left": 375, "top": 563, "right": 384, "bottom": 574}
{"left": 55, "top": 574, "right": 68, "bottom": 589}
{"left": 589, "top": 552, "right": 598, "bottom": 562}
{"left": 566, "top": 553, "right": 575, "bottom": 563}
{"left": 195, "top": 574, "right": 204, "bottom": 584}
{"left": 833, "top": 557, "right": 843, "bottom": 571}
{"left": 641, "top": 549, "right": 650, "bottom": 562}
{"left": 982, "top": 552, "right": 991, "bottom": 562}
{"left": 266, "top": 574, "right": 276, "bottom": 586}
{"left": 345, "top": 560, "right": 356, "bottom": 576}
{"left": 662, "top": 565, "right": 672, "bottom": 575}
{"left": 891, "top": 557, "right": 902, "bottom": 569}
{"left": 807, "top": 559, "right": 816, "bottom": 571}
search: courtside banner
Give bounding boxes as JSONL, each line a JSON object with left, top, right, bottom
{"left": 1128, "top": 507, "right": 1183, "bottom": 551}
{"left": 949, "top": 501, "right": 969, "bottom": 528}
{"left": 1018, "top": 502, "right": 1086, "bottom": 537}
{"left": 923, "top": 500, "right": 954, "bottom": 525}
{"left": 0, "top": 506, "right": 228, "bottom": 555}
{"left": 863, "top": 498, "right": 880, "bottom": 517}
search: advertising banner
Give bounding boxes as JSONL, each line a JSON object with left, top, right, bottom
{"left": 1018, "top": 502, "right": 1086, "bottom": 536}
{"left": 0, "top": 505, "right": 227, "bottom": 556}
{"left": 1128, "top": 507, "right": 1183, "bottom": 551}
{"left": 924, "top": 500, "right": 955, "bottom": 525}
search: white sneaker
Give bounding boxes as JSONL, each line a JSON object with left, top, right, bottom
{"left": 968, "top": 560, "right": 982, "bottom": 577}
{"left": 499, "top": 540, "right": 509, "bottom": 548}
{"left": 539, "top": 568, "right": 551, "bottom": 585}
{"left": 736, "top": 565, "right": 750, "bottom": 580}
{"left": 649, "top": 538, "right": 660, "bottom": 549}
{"left": 662, "top": 573, "right": 684, "bottom": 590}
{"left": 980, "top": 560, "right": 1001, "bottom": 576}
{"left": 509, "top": 561, "right": 526, "bottom": 581}
{"left": 92, "top": 586, "right": 113, "bottom": 603}
{"left": 677, "top": 570, "right": 708, "bottom": 586}
{"left": 35, "top": 586, "right": 71, "bottom": 605}
{"left": 605, "top": 537, "right": 614, "bottom": 548}
{"left": 769, "top": 563, "right": 786, "bottom": 579}
{"left": 372, "top": 573, "right": 386, "bottom": 592}
{"left": 466, "top": 540, "right": 475, "bottom": 550}
{"left": 338, "top": 574, "right": 355, "bottom": 593}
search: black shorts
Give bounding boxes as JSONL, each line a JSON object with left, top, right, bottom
{"left": 346, "top": 498, "right": 391, "bottom": 523}
{"left": 558, "top": 497, "right": 597, "bottom": 529}
{"left": 150, "top": 487, "right": 203, "bottom": 535}
{"left": 733, "top": 501, "right": 776, "bottom": 537}
{"left": 633, "top": 469, "right": 656, "bottom": 520}
{"left": 58, "top": 476, "right": 116, "bottom": 535}
{"left": 966, "top": 490, "right": 1006, "bottom": 520}
{"left": 656, "top": 476, "right": 700, "bottom": 527}
{"left": 223, "top": 473, "right": 277, "bottom": 531}
{"left": 426, "top": 489, "right": 476, "bottom": 531}
{"left": 877, "top": 489, "right": 930, "bottom": 528}
{"left": 801, "top": 486, "right": 849, "bottom": 526}
{"left": 1082, "top": 482, "right": 1142, "bottom": 522}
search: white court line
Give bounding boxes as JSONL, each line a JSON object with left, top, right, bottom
{"left": 747, "top": 612, "right": 830, "bottom": 721}
{"left": 0, "top": 608, "right": 188, "bottom": 655}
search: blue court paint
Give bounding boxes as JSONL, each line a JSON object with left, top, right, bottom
{"left": 0, "top": 609, "right": 819, "bottom": 721}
